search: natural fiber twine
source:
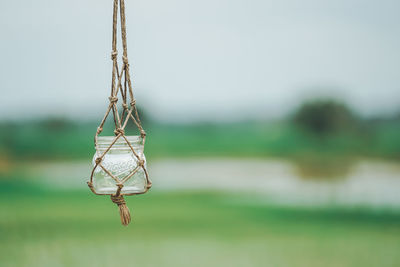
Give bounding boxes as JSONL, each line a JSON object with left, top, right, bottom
{"left": 111, "top": 194, "right": 131, "bottom": 226}
{"left": 87, "top": 0, "right": 152, "bottom": 226}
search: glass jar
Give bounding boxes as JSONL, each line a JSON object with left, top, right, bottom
{"left": 92, "top": 136, "right": 147, "bottom": 194}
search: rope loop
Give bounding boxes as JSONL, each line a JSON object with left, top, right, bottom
{"left": 130, "top": 100, "right": 136, "bottom": 106}
{"left": 122, "top": 103, "right": 129, "bottom": 110}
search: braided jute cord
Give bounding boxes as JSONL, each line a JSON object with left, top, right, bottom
{"left": 87, "top": 0, "right": 152, "bottom": 226}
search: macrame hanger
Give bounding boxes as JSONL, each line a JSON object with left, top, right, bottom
{"left": 87, "top": 0, "right": 152, "bottom": 226}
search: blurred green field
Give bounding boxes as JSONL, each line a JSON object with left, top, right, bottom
{"left": 1, "top": 180, "right": 400, "bottom": 267}
{"left": 1, "top": 103, "right": 399, "bottom": 267}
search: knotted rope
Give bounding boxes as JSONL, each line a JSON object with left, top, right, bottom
{"left": 87, "top": 0, "right": 152, "bottom": 226}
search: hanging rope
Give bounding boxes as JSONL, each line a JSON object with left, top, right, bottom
{"left": 87, "top": 0, "right": 152, "bottom": 226}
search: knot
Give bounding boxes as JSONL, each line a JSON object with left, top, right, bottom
{"left": 111, "top": 194, "right": 126, "bottom": 206}
{"left": 140, "top": 130, "right": 146, "bottom": 137}
{"left": 122, "top": 56, "right": 129, "bottom": 65}
{"left": 130, "top": 100, "right": 136, "bottom": 106}
{"left": 109, "top": 96, "right": 118, "bottom": 103}
{"left": 95, "top": 157, "right": 102, "bottom": 164}
{"left": 114, "top": 128, "right": 125, "bottom": 135}
{"left": 111, "top": 50, "right": 118, "bottom": 60}
{"left": 96, "top": 127, "right": 103, "bottom": 134}
{"left": 122, "top": 103, "right": 129, "bottom": 110}
{"left": 137, "top": 159, "right": 145, "bottom": 167}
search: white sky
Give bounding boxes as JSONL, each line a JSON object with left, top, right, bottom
{"left": 0, "top": 0, "right": 399, "bottom": 121}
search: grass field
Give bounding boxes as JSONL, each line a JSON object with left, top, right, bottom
{"left": 1, "top": 117, "right": 399, "bottom": 266}
{"left": 1, "top": 182, "right": 400, "bottom": 267}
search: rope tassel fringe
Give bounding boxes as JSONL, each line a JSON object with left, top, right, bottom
{"left": 111, "top": 195, "right": 131, "bottom": 226}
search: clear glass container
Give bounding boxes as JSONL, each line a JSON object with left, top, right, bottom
{"left": 92, "top": 136, "right": 147, "bottom": 194}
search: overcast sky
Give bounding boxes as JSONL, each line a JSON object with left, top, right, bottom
{"left": 1, "top": 0, "right": 399, "bottom": 121}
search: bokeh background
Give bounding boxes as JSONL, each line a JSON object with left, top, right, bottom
{"left": 1, "top": 0, "right": 400, "bottom": 266}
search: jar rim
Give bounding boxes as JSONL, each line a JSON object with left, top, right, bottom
{"left": 97, "top": 135, "right": 143, "bottom": 146}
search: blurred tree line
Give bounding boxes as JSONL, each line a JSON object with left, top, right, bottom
{"left": 0, "top": 100, "right": 399, "bottom": 160}
{"left": 293, "top": 100, "right": 360, "bottom": 136}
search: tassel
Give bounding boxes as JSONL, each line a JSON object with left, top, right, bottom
{"left": 111, "top": 194, "right": 131, "bottom": 226}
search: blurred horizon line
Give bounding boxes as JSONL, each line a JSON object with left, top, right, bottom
{"left": 1, "top": 96, "right": 399, "bottom": 124}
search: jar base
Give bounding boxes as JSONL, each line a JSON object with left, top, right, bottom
{"left": 94, "top": 185, "right": 146, "bottom": 195}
